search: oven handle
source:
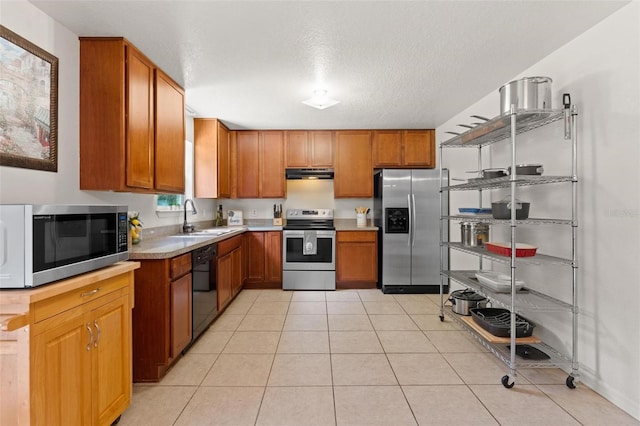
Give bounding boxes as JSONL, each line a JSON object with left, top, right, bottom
{"left": 283, "top": 230, "right": 336, "bottom": 238}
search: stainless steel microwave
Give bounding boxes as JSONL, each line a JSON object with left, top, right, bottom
{"left": 0, "top": 204, "right": 129, "bottom": 288}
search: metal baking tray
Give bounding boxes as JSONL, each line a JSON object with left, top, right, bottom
{"left": 470, "top": 307, "right": 535, "bottom": 338}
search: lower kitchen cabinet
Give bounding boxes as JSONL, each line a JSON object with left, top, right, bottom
{"left": 244, "top": 231, "right": 282, "bottom": 289}
{"left": 336, "top": 231, "right": 378, "bottom": 288}
{"left": 217, "top": 235, "right": 243, "bottom": 311}
{"left": 0, "top": 262, "right": 138, "bottom": 426}
{"left": 132, "top": 253, "right": 192, "bottom": 382}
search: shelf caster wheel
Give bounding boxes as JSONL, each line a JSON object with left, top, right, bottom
{"left": 439, "top": 315, "right": 445, "bottom": 322}
{"left": 566, "top": 375, "right": 577, "bottom": 389}
{"left": 501, "top": 375, "right": 515, "bottom": 389}
{"left": 111, "top": 415, "right": 121, "bottom": 425}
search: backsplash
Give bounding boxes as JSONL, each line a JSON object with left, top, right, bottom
{"left": 215, "top": 180, "right": 373, "bottom": 220}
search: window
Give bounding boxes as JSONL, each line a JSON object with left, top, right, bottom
{"left": 156, "top": 139, "right": 193, "bottom": 211}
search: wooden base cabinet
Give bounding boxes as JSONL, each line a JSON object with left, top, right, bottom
{"left": 0, "top": 262, "right": 138, "bottom": 426}
{"left": 243, "top": 232, "right": 282, "bottom": 289}
{"left": 217, "top": 235, "right": 243, "bottom": 311}
{"left": 336, "top": 231, "right": 378, "bottom": 289}
{"left": 132, "top": 253, "right": 192, "bottom": 382}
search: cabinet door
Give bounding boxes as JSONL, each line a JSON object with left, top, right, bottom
{"left": 260, "top": 131, "right": 285, "bottom": 198}
{"left": 264, "top": 232, "right": 282, "bottom": 283}
{"left": 245, "top": 232, "right": 266, "bottom": 283}
{"left": 126, "top": 45, "right": 155, "bottom": 190}
{"left": 170, "top": 273, "right": 192, "bottom": 357}
{"left": 217, "top": 123, "right": 232, "bottom": 198}
{"left": 336, "top": 231, "right": 378, "bottom": 285}
{"left": 217, "top": 253, "right": 233, "bottom": 310}
{"left": 231, "top": 247, "right": 243, "bottom": 295}
{"left": 334, "top": 131, "right": 373, "bottom": 197}
{"left": 403, "top": 130, "right": 435, "bottom": 167}
{"left": 91, "top": 295, "right": 132, "bottom": 426}
{"left": 372, "top": 131, "right": 403, "bottom": 167}
{"left": 309, "top": 131, "right": 334, "bottom": 167}
{"left": 154, "top": 69, "right": 185, "bottom": 193}
{"left": 285, "top": 131, "right": 309, "bottom": 167}
{"left": 236, "top": 131, "right": 260, "bottom": 198}
{"left": 32, "top": 311, "right": 92, "bottom": 425}
{"left": 195, "top": 118, "right": 221, "bottom": 198}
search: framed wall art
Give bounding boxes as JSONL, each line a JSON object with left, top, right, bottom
{"left": 0, "top": 25, "right": 58, "bottom": 172}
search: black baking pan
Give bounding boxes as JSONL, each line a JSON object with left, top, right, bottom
{"left": 470, "top": 307, "right": 535, "bottom": 338}
{"left": 507, "top": 344, "right": 550, "bottom": 360}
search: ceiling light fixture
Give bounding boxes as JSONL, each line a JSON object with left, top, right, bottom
{"left": 302, "top": 89, "right": 340, "bottom": 110}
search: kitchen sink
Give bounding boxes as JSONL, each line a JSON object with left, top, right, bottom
{"left": 171, "top": 228, "right": 235, "bottom": 238}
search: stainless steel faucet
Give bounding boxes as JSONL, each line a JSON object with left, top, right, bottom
{"left": 183, "top": 199, "right": 198, "bottom": 233}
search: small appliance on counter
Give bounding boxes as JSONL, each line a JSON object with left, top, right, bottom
{"left": 227, "top": 209, "right": 243, "bottom": 226}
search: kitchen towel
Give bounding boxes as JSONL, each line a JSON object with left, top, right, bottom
{"left": 303, "top": 230, "right": 317, "bottom": 255}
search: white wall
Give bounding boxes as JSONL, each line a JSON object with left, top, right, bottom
{"left": 0, "top": 0, "right": 216, "bottom": 228}
{"left": 437, "top": 2, "right": 639, "bottom": 418}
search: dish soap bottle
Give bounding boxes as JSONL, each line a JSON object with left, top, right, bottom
{"left": 216, "top": 205, "right": 224, "bottom": 226}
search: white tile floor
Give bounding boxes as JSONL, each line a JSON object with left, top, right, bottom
{"left": 120, "top": 289, "right": 639, "bottom": 426}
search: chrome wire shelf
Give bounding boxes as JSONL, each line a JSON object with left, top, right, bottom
{"left": 445, "top": 242, "right": 573, "bottom": 266}
{"left": 444, "top": 270, "right": 573, "bottom": 312}
{"left": 444, "top": 215, "right": 573, "bottom": 226}
{"left": 442, "top": 175, "right": 574, "bottom": 191}
{"left": 441, "top": 109, "right": 565, "bottom": 148}
{"left": 443, "top": 308, "right": 573, "bottom": 369}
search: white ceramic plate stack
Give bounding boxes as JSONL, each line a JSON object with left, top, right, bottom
{"left": 475, "top": 271, "right": 525, "bottom": 293}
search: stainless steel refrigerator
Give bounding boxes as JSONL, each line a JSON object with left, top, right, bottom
{"left": 373, "top": 169, "right": 448, "bottom": 293}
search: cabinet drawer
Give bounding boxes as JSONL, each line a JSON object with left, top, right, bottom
{"left": 337, "top": 231, "right": 377, "bottom": 243}
{"left": 218, "top": 235, "right": 242, "bottom": 257}
{"left": 171, "top": 253, "right": 192, "bottom": 280}
{"left": 33, "top": 273, "right": 130, "bottom": 323}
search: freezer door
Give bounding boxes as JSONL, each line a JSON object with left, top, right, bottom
{"left": 411, "top": 169, "right": 448, "bottom": 286}
{"left": 381, "top": 170, "right": 411, "bottom": 286}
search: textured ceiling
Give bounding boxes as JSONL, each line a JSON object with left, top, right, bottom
{"left": 31, "top": 0, "right": 628, "bottom": 130}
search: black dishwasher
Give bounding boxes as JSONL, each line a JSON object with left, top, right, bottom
{"left": 190, "top": 243, "right": 218, "bottom": 345}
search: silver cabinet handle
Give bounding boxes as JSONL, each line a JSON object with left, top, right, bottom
{"left": 93, "top": 320, "right": 101, "bottom": 348}
{"left": 86, "top": 323, "right": 94, "bottom": 351}
{"left": 81, "top": 287, "right": 101, "bottom": 298}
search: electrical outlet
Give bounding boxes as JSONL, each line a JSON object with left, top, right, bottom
{"left": 251, "top": 209, "right": 258, "bottom": 217}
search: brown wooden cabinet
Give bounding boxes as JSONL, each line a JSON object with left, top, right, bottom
{"left": 334, "top": 131, "right": 373, "bottom": 197}
{"left": 194, "top": 118, "right": 231, "bottom": 198}
{"left": 132, "top": 253, "right": 192, "bottom": 382}
{"left": 79, "top": 37, "right": 185, "bottom": 193}
{"left": 217, "top": 235, "right": 243, "bottom": 310}
{"left": 285, "top": 130, "right": 333, "bottom": 168}
{"left": 244, "top": 231, "right": 282, "bottom": 288}
{"left": 0, "top": 263, "right": 138, "bottom": 426}
{"left": 234, "top": 131, "right": 285, "bottom": 198}
{"left": 373, "top": 130, "right": 435, "bottom": 168}
{"left": 336, "top": 231, "right": 378, "bottom": 289}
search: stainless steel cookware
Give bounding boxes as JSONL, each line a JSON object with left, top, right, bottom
{"left": 499, "top": 76, "right": 552, "bottom": 115}
{"left": 461, "top": 222, "right": 490, "bottom": 247}
{"left": 508, "top": 164, "right": 544, "bottom": 176}
{"left": 449, "top": 290, "right": 487, "bottom": 316}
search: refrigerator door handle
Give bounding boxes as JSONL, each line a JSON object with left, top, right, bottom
{"left": 411, "top": 193, "right": 417, "bottom": 247}
{"left": 407, "top": 194, "right": 412, "bottom": 247}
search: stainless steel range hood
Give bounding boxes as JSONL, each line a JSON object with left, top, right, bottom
{"left": 285, "top": 168, "right": 334, "bottom": 180}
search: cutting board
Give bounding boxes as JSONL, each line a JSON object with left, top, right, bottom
{"left": 460, "top": 315, "right": 541, "bottom": 344}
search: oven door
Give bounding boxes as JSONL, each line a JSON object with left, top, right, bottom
{"left": 282, "top": 230, "right": 335, "bottom": 271}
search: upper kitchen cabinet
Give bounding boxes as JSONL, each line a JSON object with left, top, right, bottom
{"left": 285, "top": 130, "right": 334, "bottom": 168}
{"left": 373, "top": 130, "right": 435, "bottom": 168}
{"left": 194, "top": 118, "right": 231, "bottom": 198}
{"left": 334, "top": 130, "right": 373, "bottom": 197}
{"left": 234, "top": 130, "right": 285, "bottom": 198}
{"left": 79, "top": 37, "right": 185, "bottom": 193}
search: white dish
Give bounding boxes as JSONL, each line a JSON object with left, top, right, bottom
{"left": 475, "top": 271, "right": 525, "bottom": 293}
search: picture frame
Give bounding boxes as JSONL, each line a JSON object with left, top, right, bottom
{"left": 0, "top": 25, "right": 58, "bottom": 172}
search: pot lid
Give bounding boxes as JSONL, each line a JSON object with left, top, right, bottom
{"left": 451, "top": 289, "right": 486, "bottom": 301}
